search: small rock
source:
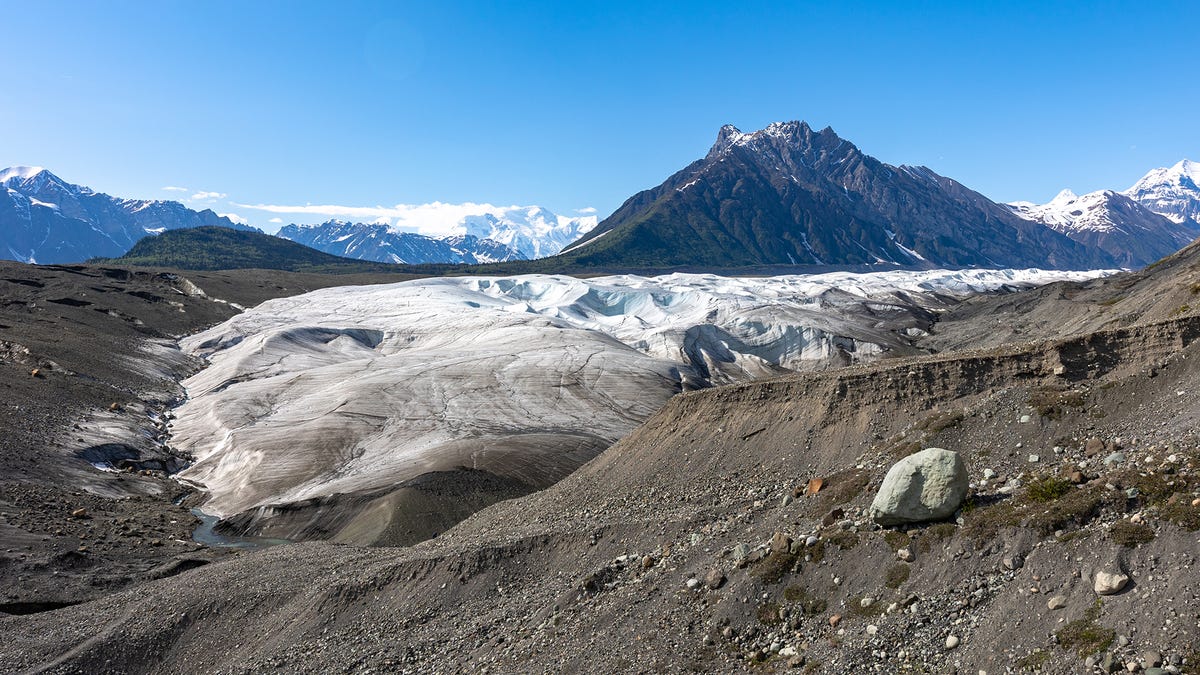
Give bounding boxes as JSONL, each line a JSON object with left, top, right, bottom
{"left": 821, "top": 508, "right": 845, "bottom": 527}
{"left": 1094, "top": 571, "right": 1129, "bottom": 595}
{"left": 1142, "top": 651, "right": 1162, "bottom": 667}
{"left": 1085, "top": 438, "right": 1105, "bottom": 456}
{"left": 641, "top": 555, "right": 655, "bottom": 569}
{"left": 770, "top": 532, "right": 792, "bottom": 552}
{"left": 866, "top": 624, "right": 878, "bottom": 635}
{"left": 805, "top": 535, "right": 819, "bottom": 547}
{"left": 1002, "top": 554, "right": 1024, "bottom": 571}
{"left": 945, "top": 635, "right": 960, "bottom": 650}
{"left": 109, "top": 402, "right": 123, "bottom": 412}
{"left": 779, "top": 646, "right": 797, "bottom": 658}
{"left": 896, "top": 547, "right": 915, "bottom": 562}
{"left": 1020, "top": 415, "right": 1031, "bottom": 423}
{"left": 732, "top": 543, "right": 752, "bottom": 562}
{"left": 1047, "top": 595, "right": 1067, "bottom": 610}
{"left": 30, "top": 368, "right": 41, "bottom": 378}
{"left": 828, "top": 614, "right": 841, "bottom": 627}
{"left": 1104, "top": 452, "right": 1127, "bottom": 466}
{"left": 1028, "top": 454, "right": 1040, "bottom": 463}
{"left": 982, "top": 468, "right": 996, "bottom": 480}
{"left": 704, "top": 569, "right": 725, "bottom": 590}
{"left": 685, "top": 577, "right": 700, "bottom": 590}
{"left": 1068, "top": 470, "right": 1085, "bottom": 484}
{"left": 860, "top": 597, "right": 875, "bottom": 608}
{"left": 70, "top": 508, "right": 88, "bottom": 519}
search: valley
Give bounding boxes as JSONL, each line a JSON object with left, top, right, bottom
{"left": 1, "top": 124, "right": 1198, "bottom": 674}
{"left": 1, "top": 245, "right": 1198, "bottom": 672}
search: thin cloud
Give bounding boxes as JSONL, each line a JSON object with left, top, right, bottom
{"left": 233, "top": 202, "right": 416, "bottom": 219}
{"left": 161, "top": 186, "right": 189, "bottom": 193}
{"left": 575, "top": 207, "right": 597, "bottom": 214}
{"left": 268, "top": 217, "right": 283, "bottom": 224}
{"left": 192, "top": 191, "right": 227, "bottom": 201}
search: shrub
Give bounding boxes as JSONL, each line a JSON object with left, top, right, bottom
{"left": 1056, "top": 601, "right": 1114, "bottom": 657}
{"left": 753, "top": 551, "right": 798, "bottom": 584}
{"left": 1029, "top": 388, "right": 1085, "bottom": 420}
{"left": 1108, "top": 520, "right": 1155, "bottom": 547}
{"left": 757, "top": 602, "right": 782, "bottom": 626}
{"left": 884, "top": 563, "right": 910, "bottom": 589}
{"left": 783, "top": 585, "right": 827, "bottom": 616}
{"left": 824, "top": 529, "right": 859, "bottom": 550}
{"left": 883, "top": 530, "right": 911, "bottom": 549}
{"left": 915, "top": 409, "right": 964, "bottom": 434}
{"left": 1026, "top": 476, "right": 1073, "bottom": 502}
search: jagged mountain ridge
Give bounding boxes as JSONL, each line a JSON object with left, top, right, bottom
{"left": 562, "top": 121, "right": 1118, "bottom": 270}
{"left": 1008, "top": 188, "right": 1200, "bottom": 268}
{"left": 277, "top": 220, "right": 525, "bottom": 265}
{"left": 0, "top": 167, "right": 255, "bottom": 264}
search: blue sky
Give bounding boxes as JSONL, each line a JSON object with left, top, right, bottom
{"left": 2, "top": 1, "right": 1196, "bottom": 232}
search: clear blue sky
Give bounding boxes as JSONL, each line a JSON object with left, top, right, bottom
{"left": 2, "top": 1, "right": 1196, "bottom": 232}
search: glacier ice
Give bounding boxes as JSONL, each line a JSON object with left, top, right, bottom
{"left": 173, "top": 269, "right": 1111, "bottom": 521}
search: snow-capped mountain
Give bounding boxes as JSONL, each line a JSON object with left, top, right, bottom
{"left": 449, "top": 205, "right": 597, "bottom": 259}
{"left": 275, "top": 205, "right": 596, "bottom": 265}
{"left": 1124, "top": 159, "right": 1200, "bottom": 225}
{"left": 562, "top": 122, "right": 1115, "bottom": 270}
{"left": 1008, "top": 188, "right": 1200, "bottom": 268}
{"left": 276, "top": 220, "right": 524, "bottom": 265}
{"left": 0, "top": 166, "right": 254, "bottom": 264}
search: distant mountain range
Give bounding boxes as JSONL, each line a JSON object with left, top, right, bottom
{"left": 275, "top": 205, "right": 596, "bottom": 264}
{"left": 559, "top": 122, "right": 1199, "bottom": 270}
{"left": 3, "top": 133, "right": 1198, "bottom": 271}
{"left": 1007, "top": 159, "right": 1200, "bottom": 267}
{"left": 0, "top": 166, "right": 255, "bottom": 264}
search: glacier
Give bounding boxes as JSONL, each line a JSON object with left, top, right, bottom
{"left": 171, "top": 268, "right": 1112, "bottom": 537}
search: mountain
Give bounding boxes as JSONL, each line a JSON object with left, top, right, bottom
{"left": 103, "top": 226, "right": 412, "bottom": 272}
{"left": 276, "top": 220, "right": 524, "bottom": 264}
{"left": 559, "top": 122, "right": 1115, "bottom": 270}
{"left": 1124, "top": 158, "right": 1200, "bottom": 224}
{"left": 0, "top": 166, "right": 255, "bottom": 264}
{"left": 275, "top": 205, "right": 597, "bottom": 264}
{"left": 1008, "top": 188, "right": 1200, "bottom": 268}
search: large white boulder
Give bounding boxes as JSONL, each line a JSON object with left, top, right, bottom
{"left": 869, "top": 448, "right": 968, "bottom": 526}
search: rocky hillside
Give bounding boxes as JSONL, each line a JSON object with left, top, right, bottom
{"left": 558, "top": 122, "right": 1117, "bottom": 270}
{"left": 3, "top": 241, "right": 1199, "bottom": 672}
{"left": 103, "top": 226, "right": 416, "bottom": 272}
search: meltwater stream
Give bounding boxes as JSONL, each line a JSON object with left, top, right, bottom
{"left": 190, "top": 508, "right": 290, "bottom": 549}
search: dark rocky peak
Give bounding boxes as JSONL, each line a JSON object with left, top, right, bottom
{"left": 704, "top": 121, "right": 862, "bottom": 176}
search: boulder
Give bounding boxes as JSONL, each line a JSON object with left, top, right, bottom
{"left": 869, "top": 448, "right": 968, "bottom": 526}
{"left": 1094, "top": 571, "right": 1129, "bottom": 595}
